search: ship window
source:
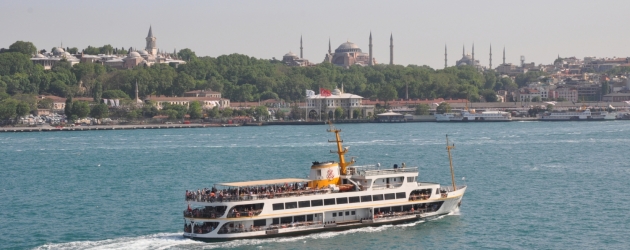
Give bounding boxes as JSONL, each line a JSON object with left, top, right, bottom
{"left": 332, "top": 213, "right": 337, "bottom": 217}
{"left": 324, "top": 198, "right": 336, "bottom": 205}
{"left": 336, "top": 197, "right": 348, "bottom": 204}
{"left": 351, "top": 211, "right": 356, "bottom": 215}
{"left": 361, "top": 195, "right": 372, "bottom": 202}
{"left": 317, "top": 170, "right": 321, "bottom": 176}
{"left": 349, "top": 196, "right": 360, "bottom": 203}
{"left": 272, "top": 218, "right": 279, "bottom": 224}
{"left": 298, "top": 200, "right": 311, "bottom": 208}
{"left": 385, "top": 193, "right": 396, "bottom": 200}
{"left": 294, "top": 215, "right": 306, "bottom": 222}
{"left": 372, "top": 194, "right": 384, "bottom": 201}
{"left": 311, "top": 199, "right": 323, "bottom": 206}
{"left": 407, "top": 177, "right": 415, "bottom": 182}
{"left": 345, "top": 211, "right": 350, "bottom": 216}
{"left": 392, "top": 206, "right": 402, "bottom": 212}
{"left": 272, "top": 203, "right": 284, "bottom": 210}
{"left": 254, "top": 219, "right": 266, "bottom": 227}
{"left": 285, "top": 202, "right": 298, "bottom": 209}
{"left": 307, "top": 214, "right": 314, "bottom": 221}
{"left": 396, "top": 192, "right": 406, "bottom": 199}
{"left": 281, "top": 217, "right": 292, "bottom": 224}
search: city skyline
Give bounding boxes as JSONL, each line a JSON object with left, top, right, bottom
{"left": 2, "top": 0, "right": 629, "bottom": 69}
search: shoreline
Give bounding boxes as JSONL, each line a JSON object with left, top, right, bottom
{"left": 1, "top": 117, "right": 625, "bottom": 132}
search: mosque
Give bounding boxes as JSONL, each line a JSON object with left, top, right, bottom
{"left": 282, "top": 32, "right": 394, "bottom": 68}
{"left": 31, "top": 45, "right": 80, "bottom": 70}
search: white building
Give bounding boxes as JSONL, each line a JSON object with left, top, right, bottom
{"left": 304, "top": 87, "right": 374, "bottom": 119}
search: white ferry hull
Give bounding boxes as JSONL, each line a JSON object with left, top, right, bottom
{"left": 184, "top": 187, "right": 465, "bottom": 241}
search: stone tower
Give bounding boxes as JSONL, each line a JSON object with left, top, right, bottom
{"left": 389, "top": 33, "right": 393, "bottom": 65}
{"left": 145, "top": 26, "right": 157, "bottom": 55}
{"left": 369, "top": 31, "right": 373, "bottom": 66}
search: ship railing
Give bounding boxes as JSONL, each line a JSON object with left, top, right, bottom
{"left": 371, "top": 183, "right": 403, "bottom": 190}
{"left": 349, "top": 167, "right": 418, "bottom": 177}
{"left": 439, "top": 185, "right": 466, "bottom": 193}
{"left": 184, "top": 210, "right": 226, "bottom": 219}
{"left": 186, "top": 189, "right": 333, "bottom": 203}
{"left": 226, "top": 210, "right": 263, "bottom": 218}
{"left": 218, "top": 221, "right": 324, "bottom": 234}
{"left": 373, "top": 209, "right": 429, "bottom": 220}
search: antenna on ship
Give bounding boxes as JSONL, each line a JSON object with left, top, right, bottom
{"left": 446, "top": 135, "right": 457, "bottom": 191}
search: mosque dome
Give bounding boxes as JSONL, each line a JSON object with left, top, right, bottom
{"left": 52, "top": 47, "right": 65, "bottom": 56}
{"left": 335, "top": 42, "right": 362, "bottom": 53}
{"left": 35, "top": 54, "right": 45, "bottom": 58}
{"left": 284, "top": 51, "right": 298, "bottom": 57}
{"left": 332, "top": 88, "right": 341, "bottom": 95}
{"left": 139, "top": 50, "right": 149, "bottom": 56}
{"left": 128, "top": 51, "right": 142, "bottom": 58}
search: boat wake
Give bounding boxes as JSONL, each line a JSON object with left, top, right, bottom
{"left": 34, "top": 220, "right": 439, "bottom": 250}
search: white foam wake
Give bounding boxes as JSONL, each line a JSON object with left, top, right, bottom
{"left": 34, "top": 220, "right": 435, "bottom": 250}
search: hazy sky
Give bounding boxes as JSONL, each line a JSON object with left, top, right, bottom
{"left": 2, "top": 0, "right": 629, "bottom": 69}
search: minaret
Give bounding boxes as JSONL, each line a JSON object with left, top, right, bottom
{"left": 489, "top": 44, "right": 493, "bottom": 69}
{"left": 472, "top": 43, "right": 475, "bottom": 65}
{"left": 145, "top": 25, "right": 157, "bottom": 55}
{"left": 300, "top": 35, "right": 303, "bottom": 59}
{"left": 329, "top": 38, "right": 333, "bottom": 54}
{"left": 444, "top": 44, "right": 448, "bottom": 69}
{"left": 389, "top": 33, "right": 393, "bottom": 65}
{"left": 503, "top": 47, "right": 506, "bottom": 65}
{"left": 462, "top": 44, "right": 465, "bottom": 57}
{"left": 368, "top": 31, "right": 373, "bottom": 66}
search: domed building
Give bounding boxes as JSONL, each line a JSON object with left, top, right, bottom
{"left": 305, "top": 86, "right": 374, "bottom": 120}
{"left": 456, "top": 44, "right": 482, "bottom": 70}
{"left": 281, "top": 36, "right": 313, "bottom": 67}
{"left": 323, "top": 32, "right": 391, "bottom": 68}
{"left": 30, "top": 46, "right": 80, "bottom": 70}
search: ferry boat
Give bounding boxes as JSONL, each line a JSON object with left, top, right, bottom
{"left": 540, "top": 109, "right": 616, "bottom": 121}
{"left": 182, "top": 124, "right": 467, "bottom": 241}
{"left": 435, "top": 110, "right": 511, "bottom": 122}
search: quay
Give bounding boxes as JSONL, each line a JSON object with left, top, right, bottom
{"left": 0, "top": 124, "right": 219, "bottom": 133}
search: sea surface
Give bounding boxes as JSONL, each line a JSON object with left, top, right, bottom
{"left": 1, "top": 122, "right": 629, "bottom": 249}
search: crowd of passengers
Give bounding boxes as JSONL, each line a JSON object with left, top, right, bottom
{"left": 184, "top": 222, "right": 218, "bottom": 234}
{"left": 185, "top": 182, "right": 325, "bottom": 202}
{"left": 184, "top": 206, "right": 226, "bottom": 218}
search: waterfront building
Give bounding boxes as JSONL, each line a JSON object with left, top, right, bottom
{"left": 305, "top": 87, "right": 374, "bottom": 119}
{"left": 183, "top": 90, "right": 221, "bottom": 98}
{"left": 145, "top": 96, "right": 230, "bottom": 110}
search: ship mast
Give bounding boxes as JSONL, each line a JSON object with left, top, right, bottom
{"left": 327, "top": 121, "right": 352, "bottom": 177}
{"left": 446, "top": 135, "right": 457, "bottom": 191}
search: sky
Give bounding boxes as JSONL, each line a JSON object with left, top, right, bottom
{"left": 2, "top": 0, "right": 629, "bottom": 69}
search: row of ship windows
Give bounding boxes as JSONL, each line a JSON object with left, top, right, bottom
{"left": 272, "top": 192, "right": 407, "bottom": 210}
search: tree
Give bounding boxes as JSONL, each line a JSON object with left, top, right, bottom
{"left": 352, "top": 109, "right": 361, "bottom": 119}
{"left": 480, "top": 89, "right": 498, "bottom": 102}
{"left": 415, "top": 104, "right": 430, "bottom": 115}
{"left": 207, "top": 106, "right": 219, "bottom": 118}
{"left": 64, "top": 96, "right": 73, "bottom": 117}
{"left": 0, "top": 98, "right": 18, "bottom": 122}
{"left": 601, "top": 81, "right": 610, "bottom": 98}
{"left": 102, "top": 90, "right": 130, "bottom": 99}
{"left": 89, "top": 103, "right": 109, "bottom": 120}
{"left": 15, "top": 101, "right": 30, "bottom": 118}
{"left": 436, "top": 102, "right": 451, "bottom": 114}
{"left": 93, "top": 81, "right": 102, "bottom": 102}
{"left": 253, "top": 106, "right": 268, "bottom": 121}
{"left": 547, "top": 104, "right": 554, "bottom": 112}
{"left": 71, "top": 101, "right": 90, "bottom": 119}
{"left": 531, "top": 96, "right": 541, "bottom": 102}
{"left": 275, "top": 109, "right": 285, "bottom": 120}
{"left": 9, "top": 41, "right": 37, "bottom": 55}
{"left": 377, "top": 85, "right": 398, "bottom": 101}
{"left": 188, "top": 101, "right": 203, "bottom": 119}
{"left": 334, "top": 107, "right": 344, "bottom": 120}
{"left": 177, "top": 48, "right": 197, "bottom": 61}
{"left": 222, "top": 107, "right": 233, "bottom": 118}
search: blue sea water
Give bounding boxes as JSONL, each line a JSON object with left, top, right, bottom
{"left": 1, "top": 122, "right": 630, "bottom": 249}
